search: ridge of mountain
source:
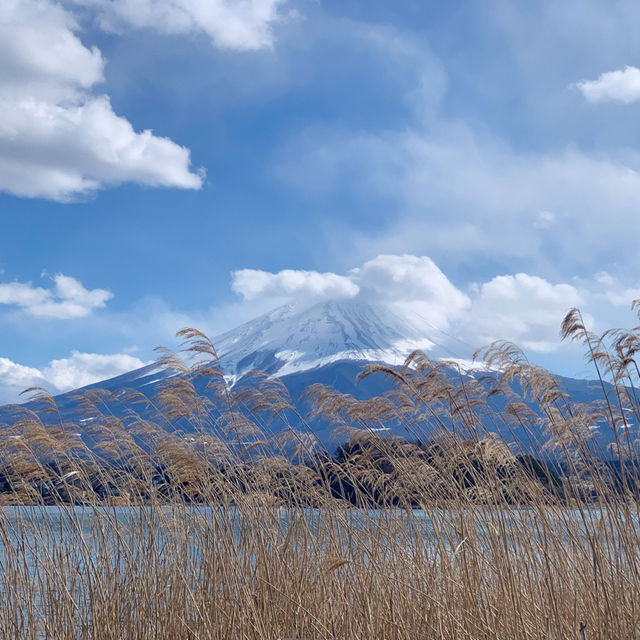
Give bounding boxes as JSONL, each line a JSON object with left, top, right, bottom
{"left": 213, "top": 299, "right": 473, "bottom": 381}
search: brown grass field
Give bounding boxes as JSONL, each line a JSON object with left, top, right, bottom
{"left": 0, "top": 307, "right": 639, "bottom": 639}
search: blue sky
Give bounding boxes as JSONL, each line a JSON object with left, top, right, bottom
{"left": 2, "top": 0, "right": 640, "bottom": 401}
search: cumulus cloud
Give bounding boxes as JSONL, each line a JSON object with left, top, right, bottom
{"left": 0, "top": 0, "right": 203, "bottom": 201}
{"left": 232, "top": 268, "right": 360, "bottom": 301}
{"left": 228, "top": 255, "right": 607, "bottom": 355}
{"left": 574, "top": 65, "right": 640, "bottom": 104}
{"left": 75, "top": 0, "right": 289, "bottom": 51}
{"left": 0, "top": 351, "right": 148, "bottom": 404}
{"left": 352, "top": 254, "right": 470, "bottom": 328}
{"left": 468, "top": 274, "right": 584, "bottom": 352}
{"left": 0, "top": 358, "right": 46, "bottom": 401}
{"left": 0, "top": 273, "right": 112, "bottom": 319}
{"left": 41, "top": 350, "right": 149, "bottom": 390}
{"left": 231, "top": 256, "right": 471, "bottom": 331}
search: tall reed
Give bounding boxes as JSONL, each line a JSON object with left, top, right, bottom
{"left": 0, "top": 309, "right": 639, "bottom": 638}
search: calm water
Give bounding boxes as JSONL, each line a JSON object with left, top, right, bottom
{"left": 0, "top": 503, "right": 635, "bottom": 557}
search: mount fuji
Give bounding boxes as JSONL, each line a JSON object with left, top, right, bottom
{"left": 213, "top": 299, "right": 473, "bottom": 381}
{"left": 0, "top": 299, "right": 621, "bottom": 454}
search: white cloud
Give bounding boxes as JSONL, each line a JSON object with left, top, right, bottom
{"left": 0, "top": 0, "right": 104, "bottom": 98}
{"left": 0, "top": 0, "right": 203, "bottom": 201}
{"left": 228, "top": 255, "right": 610, "bottom": 355}
{"left": 231, "top": 268, "right": 360, "bottom": 301}
{"left": 0, "top": 273, "right": 112, "bottom": 319}
{"left": 231, "top": 255, "right": 472, "bottom": 331}
{"left": 468, "top": 274, "right": 584, "bottom": 352}
{"left": 0, "top": 350, "right": 148, "bottom": 404}
{"left": 352, "top": 254, "right": 470, "bottom": 329}
{"left": 574, "top": 65, "right": 640, "bottom": 104}
{"left": 0, "top": 358, "right": 46, "bottom": 401}
{"left": 42, "top": 351, "right": 148, "bottom": 389}
{"left": 232, "top": 255, "right": 470, "bottom": 325}
{"left": 76, "top": 0, "right": 289, "bottom": 51}
{"left": 590, "top": 271, "right": 640, "bottom": 309}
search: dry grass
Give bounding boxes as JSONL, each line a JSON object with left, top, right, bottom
{"left": 0, "top": 306, "right": 640, "bottom": 638}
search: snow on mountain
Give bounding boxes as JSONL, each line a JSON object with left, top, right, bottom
{"left": 212, "top": 299, "right": 472, "bottom": 381}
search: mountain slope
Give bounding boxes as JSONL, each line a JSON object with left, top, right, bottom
{"left": 0, "top": 299, "right": 632, "bottom": 456}
{"left": 214, "top": 299, "right": 471, "bottom": 380}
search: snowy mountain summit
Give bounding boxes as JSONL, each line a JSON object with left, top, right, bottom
{"left": 212, "top": 299, "right": 469, "bottom": 381}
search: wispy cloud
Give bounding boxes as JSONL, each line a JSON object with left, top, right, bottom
{"left": 278, "top": 120, "right": 640, "bottom": 278}
{"left": 74, "top": 0, "right": 291, "bottom": 51}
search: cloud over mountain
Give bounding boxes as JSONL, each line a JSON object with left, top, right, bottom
{"left": 232, "top": 268, "right": 359, "bottom": 302}
{"left": 231, "top": 254, "right": 588, "bottom": 354}
{"left": 350, "top": 255, "right": 470, "bottom": 329}
{"left": 232, "top": 254, "right": 470, "bottom": 330}
{"left": 41, "top": 350, "right": 149, "bottom": 390}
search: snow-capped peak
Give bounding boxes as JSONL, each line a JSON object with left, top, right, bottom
{"left": 212, "top": 299, "right": 469, "bottom": 378}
